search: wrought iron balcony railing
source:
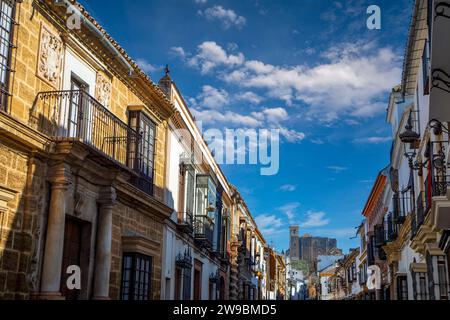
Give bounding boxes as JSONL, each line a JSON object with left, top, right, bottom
{"left": 29, "top": 90, "right": 154, "bottom": 195}
{"left": 392, "top": 193, "right": 412, "bottom": 224}
{"left": 412, "top": 192, "right": 426, "bottom": 237}
{"left": 193, "top": 215, "right": 214, "bottom": 248}
{"left": 428, "top": 140, "right": 450, "bottom": 198}
{"left": 385, "top": 212, "right": 398, "bottom": 242}
{"left": 177, "top": 211, "right": 194, "bottom": 233}
{"left": 30, "top": 90, "right": 138, "bottom": 165}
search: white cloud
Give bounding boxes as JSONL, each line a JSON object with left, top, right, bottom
{"left": 188, "top": 41, "right": 244, "bottom": 74}
{"left": 195, "top": 0, "right": 207, "bottom": 3}
{"left": 169, "top": 47, "right": 187, "bottom": 61}
{"left": 199, "top": 6, "right": 246, "bottom": 30}
{"left": 279, "top": 184, "right": 297, "bottom": 192}
{"left": 299, "top": 211, "right": 330, "bottom": 228}
{"left": 353, "top": 136, "right": 391, "bottom": 144}
{"left": 277, "top": 202, "right": 300, "bottom": 222}
{"left": 255, "top": 214, "right": 285, "bottom": 236}
{"left": 279, "top": 127, "right": 306, "bottom": 142}
{"left": 192, "top": 103, "right": 305, "bottom": 143}
{"left": 176, "top": 40, "right": 401, "bottom": 121}
{"left": 196, "top": 85, "right": 229, "bottom": 109}
{"left": 221, "top": 69, "right": 247, "bottom": 82}
{"left": 135, "top": 58, "right": 160, "bottom": 74}
{"left": 262, "top": 107, "right": 289, "bottom": 123}
{"left": 311, "top": 138, "right": 325, "bottom": 145}
{"left": 192, "top": 108, "right": 262, "bottom": 127}
{"left": 236, "top": 91, "right": 262, "bottom": 105}
{"left": 311, "top": 227, "right": 356, "bottom": 238}
{"left": 326, "top": 166, "right": 348, "bottom": 173}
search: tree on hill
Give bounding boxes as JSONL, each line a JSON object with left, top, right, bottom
{"left": 291, "top": 260, "right": 309, "bottom": 275}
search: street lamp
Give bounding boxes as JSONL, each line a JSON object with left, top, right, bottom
{"left": 399, "top": 111, "right": 420, "bottom": 145}
{"left": 399, "top": 111, "right": 421, "bottom": 170}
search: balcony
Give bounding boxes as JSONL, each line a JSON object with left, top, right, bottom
{"left": 374, "top": 224, "right": 385, "bottom": 247}
{"left": 385, "top": 213, "right": 398, "bottom": 242}
{"left": 411, "top": 192, "right": 426, "bottom": 237}
{"left": 358, "top": 272, "right": 367, "bottom": 286}
{"left": 426, "top": 140, "right": 450, "bottom": 231}
{"left": 29, "top": 90, "right": 153, "bottom": 195}
{"left": 219, "top": 250, "right": 231, "bottom": 265}
{"left": 177, "top": 211, "right": 194, "bottom": 234}
{"left": 427, "top": 141, "right": 450, "bottom": 197}
{"left": 193, "top": 215, "right": 214, "bottom": 248}
{"left": 392, "top": 193, "right": 412, "bottom": 224}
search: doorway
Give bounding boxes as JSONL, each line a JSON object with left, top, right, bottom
{"left": 193, "top": 259, "right": 202, "bottom": 300}
{"left": 60, "top": 216, "right": 91, "bottom": 300}
{"left": 67, "top": 75, "right": 89, "bottom": 138}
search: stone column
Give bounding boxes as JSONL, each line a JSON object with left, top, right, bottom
{"left": 39, "top": 164, "right": 71, "bottom": 299}
{"left": 92, "top": 187, "right": 116, "bottom": 300}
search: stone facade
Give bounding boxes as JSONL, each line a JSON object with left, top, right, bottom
{"left": 0, "top": 0, "right": 173, "bottom": 300}
{"left": 0, "top": 0, "right": 279, "bottom": 301}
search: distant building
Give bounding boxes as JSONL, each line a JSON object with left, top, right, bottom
{"left": 289, "top": 226, "right": 300, "bottom": 260}
{"left": 288, "top": 226, "right": 340, "bottom": 270}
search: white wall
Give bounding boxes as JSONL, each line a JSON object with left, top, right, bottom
{"left": 63, "top": 47, "right": 96, "bottom": 95}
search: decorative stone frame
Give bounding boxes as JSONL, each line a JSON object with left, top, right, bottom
{"left": 95, "top": 72, "right": 112, "bottom": 108}
{"left": 121, "top": 234, "right": 160, "bottom": 257}
{"left": 36, "top": 23, "right": 64, "bottom": 89}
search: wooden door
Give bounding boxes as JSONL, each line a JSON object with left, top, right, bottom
{"left": 61, "top": 218, "right": 83, "bottom": 300}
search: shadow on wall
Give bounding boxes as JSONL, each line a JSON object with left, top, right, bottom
{"left": 0, "top": 137, "right": 50, "bottom": 299}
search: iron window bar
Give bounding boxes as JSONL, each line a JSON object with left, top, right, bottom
{"left": 0, "top": 0, "right": 16, "bottom": 112}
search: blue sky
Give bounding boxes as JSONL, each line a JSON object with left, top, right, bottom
{"left": 79, "top": 0, "right": 412, "bottom": 253}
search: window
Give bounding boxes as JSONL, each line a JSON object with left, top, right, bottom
{"left": 184, "top": 167, "right": 195, "bottom": 222}
{"left": 419, "top": 274, "right": 428, "bottom": 300}
{"left": 352, "top": 262, "right": 357, "bottom": 281}
{"left": 194, "top": 174, "right": 217, "bottom": 246}
{"left": 128, "top": 111, "right": 156, "bottom": 195}
{"left": 182, "top": 266, "right": 191, "bottom": 300}
{"left": 425, "top": 254, "right": 447, "bottom": 299}
{"left": 121, "top": 253, "right": 152, "bottom": 300}
{"left": 0, "top": 0, "right": 15, "bottom": 112}
{"left": 412, "top": 271, "right": 428, "bottom": 300}
{"left": 427, "top": 0, "right": 433, "bottom": 45}
{"left": 437, "top": 257, "right": 449, "bottom": 300}
{"left": 221, "top": 209, "right": 229, "bottom": 256}
{"left": 397, "top": 276, "right": 408, "bottom": 300}
{"left": 422, "top": 42, "right": 430, "bottom": 95}
{"left": 195, "top": 175, "right": 217, "bottom": 219}
{"left": 178, "top": 162, "right": 195, "bottom": 226}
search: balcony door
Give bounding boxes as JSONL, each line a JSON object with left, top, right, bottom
{"left": 68, "top": 76, "right": 89, "bottom": 138}
{"left": 62, "top": 47, "right": 96, "bottom": 138}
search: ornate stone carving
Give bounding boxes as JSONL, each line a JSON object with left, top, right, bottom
{"left": 95, "top": 72, "right": 112, "bottom": 107}
{"left": 37, "top": 25, "right": 63, "bottom": 88}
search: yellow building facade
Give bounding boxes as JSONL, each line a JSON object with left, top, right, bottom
{"left": 0, "top": 0, "right": 175, "bottom": 299}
